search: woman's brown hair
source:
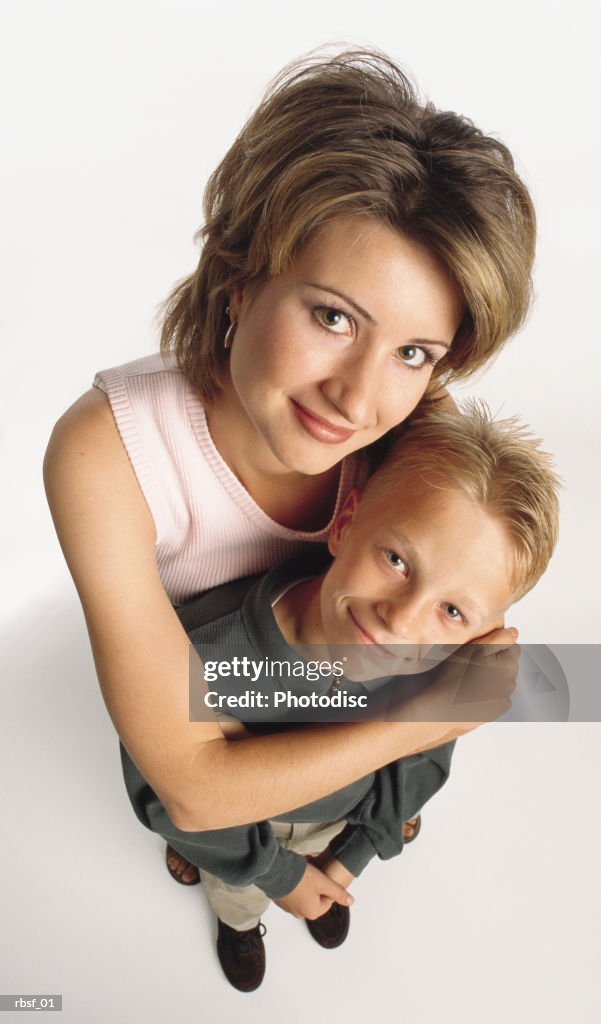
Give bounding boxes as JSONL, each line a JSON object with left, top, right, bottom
{"left": 159, "top": 48, "right": 536, "bottom": 403}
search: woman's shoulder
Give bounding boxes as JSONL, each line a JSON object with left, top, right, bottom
{"left": 45, "top": 385, "right": 149, "bottom": 497}
{"left": 93, "top": 350, "right": 184, "bottom": 399}
{"left": 46, "top": 350, "right": 184, "bottom": 468}
{"left": 44, "top": 385, "right": 159, "bottom": 573}
{"left": 47, "top": 385, "right": 118, "bottom": 447}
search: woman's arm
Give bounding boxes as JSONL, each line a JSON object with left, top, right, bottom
{"left": 43, "top": 389, "right": 503, "bottom": 831}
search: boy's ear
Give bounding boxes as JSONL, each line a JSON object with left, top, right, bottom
{"left": 328, "top": 489, "right": 362, "bottom": 556}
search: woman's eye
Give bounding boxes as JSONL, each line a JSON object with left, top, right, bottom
{"left": 314, "top": 306, "right": 353, "bottom": 335}
{"left": 395, "top": 345, "right": 432, "bottom": 369}
{"left": 384, "top": 550, "right": 408, "bottom": 575}
{"left": 442, "top": 603, "right": 464, "bottom": 623}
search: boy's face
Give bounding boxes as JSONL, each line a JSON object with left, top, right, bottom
{"left": 319, "top": 480, "right": 516, "bottom": 675}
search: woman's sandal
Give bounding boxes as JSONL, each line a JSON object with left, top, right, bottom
{"left": 165, "top": 844, "right": 201, "bottom": 886}
{"left": 403, "top": 815, "right": 422, "bottom": 844}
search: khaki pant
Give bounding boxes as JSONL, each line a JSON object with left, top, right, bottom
{"left": 199, "top": 819, "right": 347, "bottom": 931}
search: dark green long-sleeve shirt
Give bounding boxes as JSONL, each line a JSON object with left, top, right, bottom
{"left": 120, "top": 553, "right": 455, "bottom": 898}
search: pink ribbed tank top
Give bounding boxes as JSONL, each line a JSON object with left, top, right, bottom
{"left": 93, "top": 353, "right": 364, "bottom": 604}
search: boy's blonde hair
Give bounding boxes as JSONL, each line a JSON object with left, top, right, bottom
{"left": 366, "top": 402, "right": 561, "bottom": 600}
{"left": 159, "top": 48, "right": 536, "bottom": 402}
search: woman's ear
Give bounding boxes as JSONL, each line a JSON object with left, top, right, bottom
{"left": 228, "top": 287, "right": 244, "bottom": 321}
{"left": 328, "top": 489, "right": 362, "bottom": 556}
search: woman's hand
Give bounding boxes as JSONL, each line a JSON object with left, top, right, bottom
{"left": 468, "top": 621, "right": 519, "bottom": 646}
{"left": 387, "top": 633, "right": 520, "bottom": 734}
{"left": 274, "top": 863, "right": 354, "bottom": 920}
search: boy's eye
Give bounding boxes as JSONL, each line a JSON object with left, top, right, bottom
{"left": 314, "top": 306, "right": 353, "bottom": 335}
{"left": 394, "top": 345, "right": 434, "bottom": 369}
{"left": 384, "top": 550, "right": 408, "bottom": 575}
{"left": 442, "top": 602, "right": 464, "bottom": 623}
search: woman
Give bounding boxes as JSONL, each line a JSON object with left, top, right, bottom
{"left": 43, "top": 50, "right": 532, "bottom": 885}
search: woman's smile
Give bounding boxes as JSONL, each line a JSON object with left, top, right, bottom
{"left": 290, "top": 399, "right": 357, "bottom": 444}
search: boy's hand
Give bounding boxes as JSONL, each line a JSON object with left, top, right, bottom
{"left": 305, "top": 848, "right": 356, "bottom": 888}
{"left": 274, "top": 863, "right": 354, "bottom": 920}
{"left": 317, "top": 856, "right": 356, "bottom": 889}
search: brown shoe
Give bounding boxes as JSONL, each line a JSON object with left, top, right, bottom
{"left": 216, "top": 919, "right": 267, "bottom": 992}
{"left": 306, "top": 902, "right": 350, "bottom": 949}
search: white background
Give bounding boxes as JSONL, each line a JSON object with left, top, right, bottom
{"left": 1, "top": 1, "right": 600, "bottom": 1021}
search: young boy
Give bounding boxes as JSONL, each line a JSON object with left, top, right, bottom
{"left": 120, "top": 402, "right": 560, "bottom": 992}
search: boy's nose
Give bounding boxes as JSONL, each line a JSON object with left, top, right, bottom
{"left": 375, "top": 596, "right": 426, "bottom": 645}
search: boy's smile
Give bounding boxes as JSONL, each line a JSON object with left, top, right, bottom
{"left": 275, "top": 480, "right": 517, "bottom": 679}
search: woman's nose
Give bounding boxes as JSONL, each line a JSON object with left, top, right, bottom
{"left": 320, "top": 351, "right": 381, "bottom": 428}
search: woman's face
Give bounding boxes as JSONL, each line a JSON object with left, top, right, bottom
{"left": 225, "top": 216, "right": 464, "bottom": 476}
